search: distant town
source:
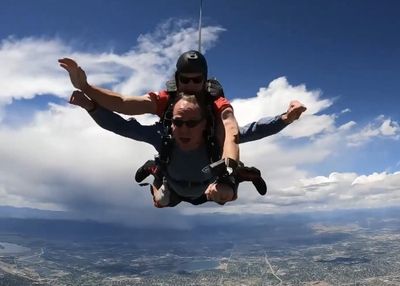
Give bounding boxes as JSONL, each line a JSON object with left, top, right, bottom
{"left": 0, "top": 208, "right": 399, "bottom": 285}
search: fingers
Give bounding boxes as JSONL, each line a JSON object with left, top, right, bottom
{"left": 58, "top": 58, "right": 78, "bottom": 67}
{"left": 58, "top": 63, "right": 72, "bottom": 72}
{"left": 58, "top": 63, "right": 67, "bottom": 70}
{"left": 204, "top": 184, "right": 217, "bottom": 201}
{"left": 205, "top": 183, "right": 234, "bottom": 203}
{"left": 294, "top": 105, "right": 307, "bottom": 118}
{"left": 58, "top": 58, "right": 79, "bottom": 72}
{"left": 290, "top": 110, "right": 304, "bottom": 121}
{"left": 68, "top": 90, "right": 88, "bottom": 107}
{"left": 287, "top": 101, "right": 307, "bottom": 121}
{"left": 69, "top": 90, "right": 79, "bottom": 103}
{"left": 289, "top": 100, "right": 305, "bottom": 108}
{"left": 294, "top": 111, "right": 302, "bottom": 120}
{"left": 204, "top": 189, "right": 212, "bottom": 201}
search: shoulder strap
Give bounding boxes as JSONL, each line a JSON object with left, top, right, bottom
{"left": 204, "top": 108, "right": 220, "bottom": 163}
{"left": 205, "top": 77, "right": 227, "bottom": 163}
{"left": 157, "top": 78, "right": 223, "bottom": 173}
{"left": 206, "top": 78, "right": 225, "bottom": 98}
{"left": 156, "top": 84, "right": 177, "bottom": 170}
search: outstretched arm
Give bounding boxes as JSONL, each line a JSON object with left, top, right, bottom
{"left": 69, "top": 90, "right": 161, "bottom": 148}
{"left": 59, "top": 58, "right": 157, "bottom": 115}
{"left": 239, "top": 100, "right": 307, "bottom": 144}
{"left": 239, "top": 115, "right": 287, "bottom": 143}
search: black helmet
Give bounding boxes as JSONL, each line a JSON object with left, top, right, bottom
{"left": 176, "top": 50, "right": 208, "bottom": 78}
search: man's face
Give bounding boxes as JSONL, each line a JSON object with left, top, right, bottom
{"left": 171, "top": 99, "right": 206, "bottom": 151}
{"left": 177, "top": 72, "right": 205, "bottom": 93}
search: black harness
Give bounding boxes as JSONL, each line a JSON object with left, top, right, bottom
{"left": 138, "top": 79, "right": 267, "bottom": 206}
{"left": 145, "top": 79, "right": 227, "bottom": 205}
{"left": 155, "top": 79, "right": 222, "bottom": 175}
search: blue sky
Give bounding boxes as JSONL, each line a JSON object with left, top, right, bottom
{"left": 0, "top": 0, "right": 399, "bottom": 225}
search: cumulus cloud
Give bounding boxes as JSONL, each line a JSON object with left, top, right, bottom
{"left": 0, "top": 103, "right": 197, "bottom": 228}
{"left": 233, "top": 77, "right": 332, "bottom": 124}
{"left": 346, "top": 116, "right": 400, "bottom": 146}
{"left": 0, "top": 37, "right": 72, "bottom": 101}
{"left": 0, "top": 20, "right": 225, "bottom": 106}
{"left": 232, "top": 77, "right": 337, "bottom": 140}
{"left": 0, "top": 21, "right": 226, "bottom": 227}
{"left": 187, "top": 171, "right": 400, "bottom": 215}
{"left": 0, "top": 20, "right": 399, "bottom": 226}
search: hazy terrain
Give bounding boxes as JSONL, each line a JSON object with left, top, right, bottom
{"left": 0, "top": 207, "right": 399, "bottom": 285}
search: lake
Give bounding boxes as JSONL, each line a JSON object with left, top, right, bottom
{"left": 0, "top": 242, "right": 30, "bottom": 254}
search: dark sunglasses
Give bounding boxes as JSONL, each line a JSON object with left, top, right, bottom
{"left": 179, "top": 75, "right": 204, "bottom": 84}
{"left": 172, "top": 118, "right": 204, "bottom": 128}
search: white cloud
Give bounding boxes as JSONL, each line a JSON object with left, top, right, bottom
{"left": 352, "top": 172, "right": 390, "bottom": 185}
{"left": 0, "top": 37, "right": 70, "bottom": 102}
{"left": 232, "top": 77, "right": 335, "bottom": 139}
{"left": 338, "top": 121, "right": 356, "bottom": 131}
{"left": 380, "top": 118, "right": 399, "bottom": 136}
{"left": 346, "top": 116, "right": 400, "bottom": 146}
{"left": 0, "top": 22, "right": 225, "bottom": 227}
{"left": 187, "top": 171, "right": 400, "bottom": 215}
{"left": 0, "top": 20, "right": 399, "bottom": 226}
{"left": 280, "top": 114, "right": 335, "bottom": 139}
{"left": 0, "top": 21, "right": 225, "bottom": 106}
{"left": 0, "top": 103, "right": 196, "bottom": 228}
{"left": 1, "top": 89, "right": 399, "bottom": 224}
{"left": 233, "top": 77, "right": 332, "bottom": 124}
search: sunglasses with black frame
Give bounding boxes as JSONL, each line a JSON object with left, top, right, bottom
{"left": 178, "top": 75, "right": 204, "bottom": 84}
{"left": 171, "top": 117, "right": 204, "bottom": 128}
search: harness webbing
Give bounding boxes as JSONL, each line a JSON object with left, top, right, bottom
{"left": 155, "top": 82, "right": 222, "bottom": 182}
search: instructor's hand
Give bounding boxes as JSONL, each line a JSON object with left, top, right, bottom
{"left": 58, "top": 58, "right": 88, "bottom": 91}
{"left": 205, "top": 183, "right": 235, "bottom": 204}
{"left": 281, "top": 100, "right": 307, "bottom": 124}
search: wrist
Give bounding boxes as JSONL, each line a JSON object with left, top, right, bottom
{"left": 224, "top": 157, "right": 238, "bottom": 174}
{"left": 281, "top": 112, "right": 290, "bottom": 124}
{"left": 81, "top": 82, "right": 90, "bottom": 93}
{"left": 86, "top": 101, "right": 97, "bottom": 113}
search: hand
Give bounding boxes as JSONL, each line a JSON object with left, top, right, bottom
{"left": 281, "top": 100, "right": 307, "bottom": 124}
{"left": 69, "top": 90, "right": 96, "bottom": 111}
{"left": 58, "top": 58, "right": 88, "bottom": 90}
{"left": 205, "top": 183, "right": 235, "bottom": 204}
